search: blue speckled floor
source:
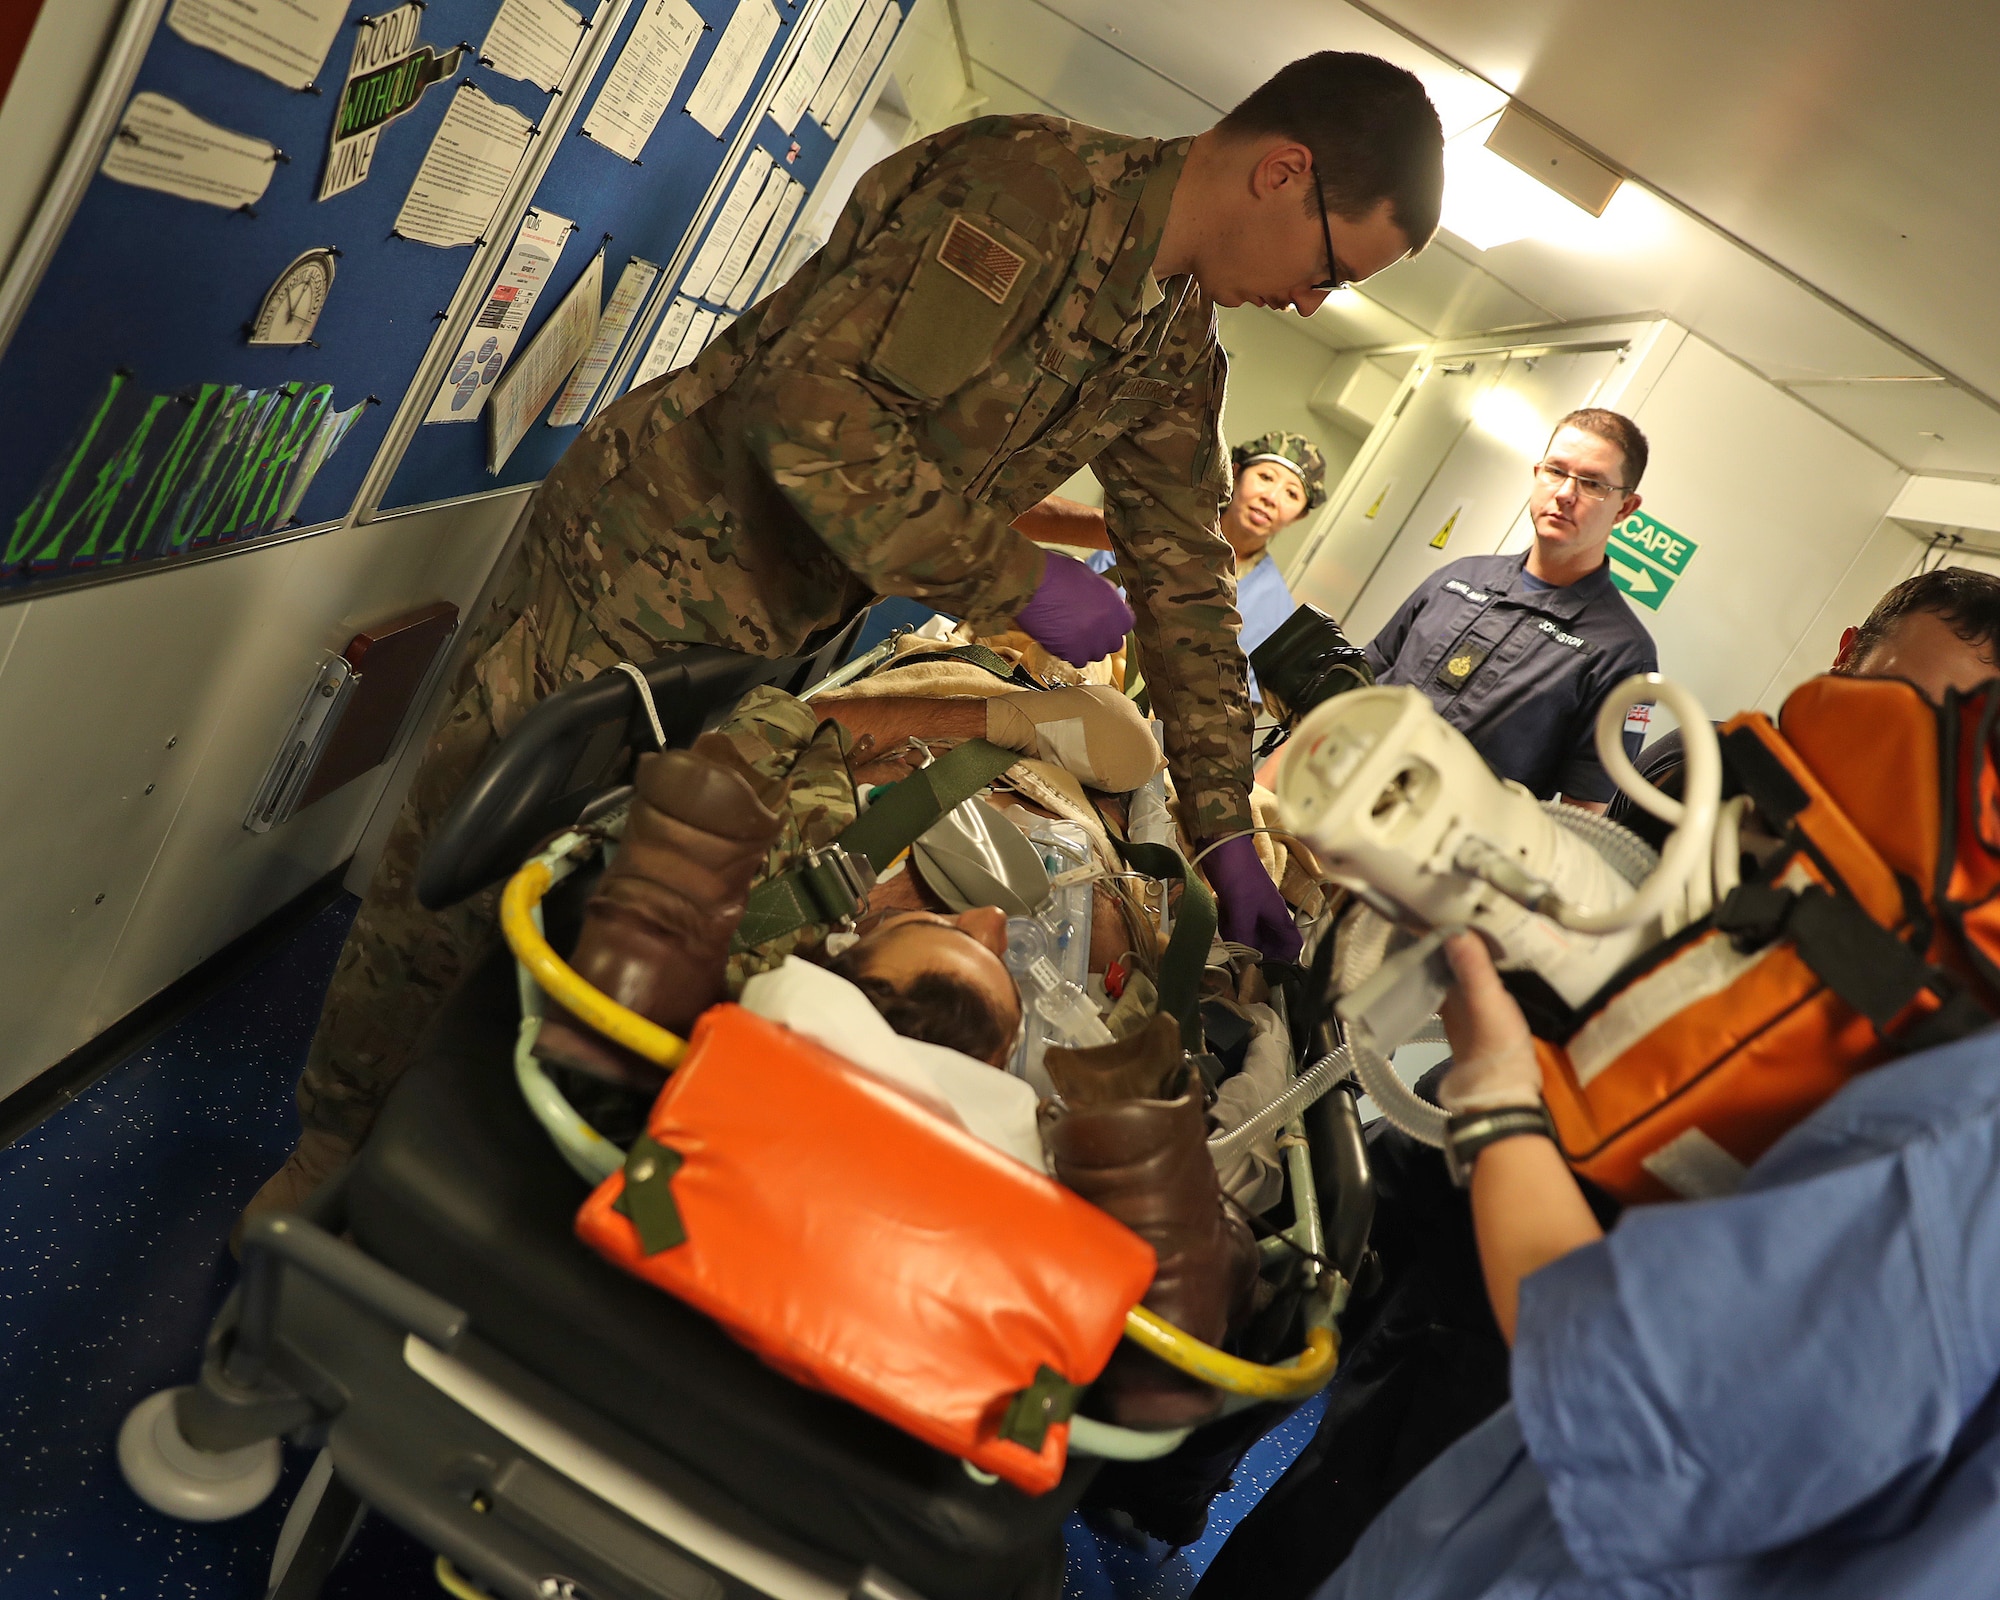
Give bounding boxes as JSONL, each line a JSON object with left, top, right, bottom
{"left": 0, "top": 891, "right": 1318, "bottom": 1600}
{"left": 0, "top": 895, "right": 437, "bottom": 1596}
{"left": 1061, "top": 1393, "right": 1328, "bottom": 1600}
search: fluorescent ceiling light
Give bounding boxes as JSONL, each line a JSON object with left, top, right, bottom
{"left": 1440, "top": 109, "right": 1656, "bottom": 254}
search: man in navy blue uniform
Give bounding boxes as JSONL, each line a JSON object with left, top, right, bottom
{"left": 1363, "top": 409, "right": 1657, "bottom": 808}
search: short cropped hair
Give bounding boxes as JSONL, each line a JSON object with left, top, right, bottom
{"left": 1553, "top": 408, "right": 1649, "bottom": 490}
{"left": 821, "top": 945, "right": 1016, "bottom": 1064}
{"left": 1841, "top": 567, "right": 2000, "bottom": 673}
{"left": 1219, "top": 53, "right": 1445, "bottom": 251}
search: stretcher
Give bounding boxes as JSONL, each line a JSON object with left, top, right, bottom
{"left": 116, "top": 626, "right": 1370, "bottom": 1600}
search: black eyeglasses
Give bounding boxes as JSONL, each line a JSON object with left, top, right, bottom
{"left": 1311, "top": 175, "right": 1350, "bottom": 294}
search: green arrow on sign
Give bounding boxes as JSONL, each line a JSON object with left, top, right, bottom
{"left": 1608, "top": 554, "right": 1659, "bottom": 597}
{"left": 1605, "top": 510, "right": 1696, "bottom": 612}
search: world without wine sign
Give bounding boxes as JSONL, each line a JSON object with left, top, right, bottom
{"left": 2, "top": 372, "right": 367, "bottom": 585}
{"left": 319, "top": 4, "right": 469, "bottom": 201}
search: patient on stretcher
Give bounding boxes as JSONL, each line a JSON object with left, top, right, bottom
{"left": 523, "top": 635, "right": 1321, "bottom": 1425}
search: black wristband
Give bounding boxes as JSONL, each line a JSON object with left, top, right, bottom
{"left": 1444, "top": 1104, "right": 1555, "bottom": 1187}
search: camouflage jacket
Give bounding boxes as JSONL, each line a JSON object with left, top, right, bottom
{"left": 538, "top": 115, "right": 1253, "bottom": 838}
{"left": 708, "top": 686, "right": 858, "bottom": 991}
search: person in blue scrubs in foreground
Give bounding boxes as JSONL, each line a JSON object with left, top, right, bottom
{"left": 1320, "top": 931, "right": 2000, "bottom": 1600}
{"left": 1015, "top": 429, "right": 1326, "bottom": 705}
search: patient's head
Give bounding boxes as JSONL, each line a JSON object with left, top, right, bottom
{"left": 821, "top": 908, "right": 1022, "bottom": 1067}
{"left": 1834, "top": 568, "right": 2000, "bottom": 702}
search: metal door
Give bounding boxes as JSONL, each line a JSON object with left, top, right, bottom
{"left": 1288, "top": 354, "right": 1505, "bottom": 628}
{"left": 1342, "top": 344, "right": 1626, "bottom": 643}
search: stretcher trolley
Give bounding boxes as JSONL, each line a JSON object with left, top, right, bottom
{"left": 117, "top": 624, "right": 1374, "bottom": 1600}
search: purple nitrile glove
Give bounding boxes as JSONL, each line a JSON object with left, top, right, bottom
{"left": 1205, "top": 834, "right": 1303, "bottom": 963}
{"left": 1014, "top": 550, "right": 1135, "bottom": 666}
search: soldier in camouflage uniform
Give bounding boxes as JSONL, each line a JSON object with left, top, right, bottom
{"left": 245, "top": 51, "right": 1444, "bottom": 1226}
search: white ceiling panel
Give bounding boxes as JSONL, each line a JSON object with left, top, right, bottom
{"left": 956, "top": 0, "right": 1212, "bottom": 134}
{"left": 1302, "top": 286, "right": 1430, "bottom": 352}
{"left": 1027, "top": 0, "right": 1506, "bottom": 138}
{"left": 1362, "top": 0, "right": 2000, "bottom": 399}
{"left": 950, "top": 0, "right": 2000, "bottom": 472}
{"left": 1781, "top": 381, "right": 2000, "bottom": 476}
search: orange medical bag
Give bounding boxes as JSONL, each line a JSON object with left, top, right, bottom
{"left": 1537, "top": 675, "right": 2000, "bottom": 1203}
{"left": 575, "top": 1003, "right": 1158, "bottom": 1493}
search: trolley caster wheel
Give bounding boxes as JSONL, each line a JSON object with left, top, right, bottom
{"left": 117, "top": 1387, "right": 282, "bottom": 1520}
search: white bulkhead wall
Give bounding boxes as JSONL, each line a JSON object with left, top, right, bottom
{"left": 0, "top": 0, "right": 973, "bottom": 1098}
{"left": 0, "top": 3, "right": 533, "bottom": 1096}
{"left": 1290, "top": 318, "right": 1915, "bottom": 734}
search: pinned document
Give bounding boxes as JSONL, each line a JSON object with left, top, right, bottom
{"left": 581, "top": 0, "right": 704, "bottom": 161}
{"left": 552, "top": 256, "right": 661, "bottom": 425}
{"left": 101, "top": 93, "right": 279, "bottom": 211}
{"left": 427, "top": 209, "right": 574, "bottom": 422}
{"left": 395, "top": 85, "right": 536, "bottom": 248}
{"left": 167, "top": 0, "right": 347, "bottom": 90}
{"left": 686, "top": 0, "right": 780, "bottom": 136}
{"left": 480, "top": 0, "right": 585, "bottom": 92}
{"left": 488, "top": 250, "right": 604, "bottom": 469}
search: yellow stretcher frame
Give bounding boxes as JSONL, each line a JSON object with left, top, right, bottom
{"left": 499, "top": 841, "right": 1340, "bottom": 1403}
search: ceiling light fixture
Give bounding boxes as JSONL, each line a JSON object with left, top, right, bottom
{"left": 1440, "top": 107, "right": 1628, "bottom": 253}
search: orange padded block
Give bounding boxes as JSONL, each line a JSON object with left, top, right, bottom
{"left": 576, "top": 1004, "right": 1157, "bottom": 1493}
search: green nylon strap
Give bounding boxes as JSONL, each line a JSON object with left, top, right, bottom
{"left": 732, "top": 738, "right": 1024, "bottom": 952}
{"left": 612, "top": 1134, "right": 686, "bottom": 1255}
{"left": 873, "top": 642, "right": 1035, "bottom": 685}
{"left": 998, "top": 1364, "right": 1084, "bottom": 1452}
{"left": 1115, "top": 839, "right": 1215, "bottom": 1051}
{"left": 836, "top": 737, "right": 1022, "bottom": 871}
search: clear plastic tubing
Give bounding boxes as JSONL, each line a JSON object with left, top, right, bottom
{"left": 1207, "top": 1018, "right": 1448, "bottom": 1164}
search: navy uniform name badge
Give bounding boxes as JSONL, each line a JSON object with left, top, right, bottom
{"left": 1436, "top": 640, "right": 1493, "bottom": 691}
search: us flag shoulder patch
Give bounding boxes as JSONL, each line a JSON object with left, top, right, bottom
{"left": 937, "top": 216, "right": 1026, "bottom": 304}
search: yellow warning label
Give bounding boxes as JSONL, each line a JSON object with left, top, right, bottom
{"left": 1364, "top": 483, "right": 1391, "bottom": 519}
{"left": 1430, "top": 507, "right": 1461, "bottom": 549}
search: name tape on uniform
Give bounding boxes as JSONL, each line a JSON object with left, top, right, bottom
{"left": 1606, "top": 511, "right": 1698, "bottom": 611}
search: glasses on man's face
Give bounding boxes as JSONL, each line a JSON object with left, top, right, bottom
{"left": 1310, "top": 175, "right": 1349, "bottom": 294}
{"left": 1532, "top": 460, "right": 1627, "bottom": 502}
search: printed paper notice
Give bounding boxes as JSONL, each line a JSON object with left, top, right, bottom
{"left": 481, "top": 0, "right": 583, "bottom": 92}
{"left": 488, "top": 251, "right": 604, "bottom": 469}
{"left": 167, "top": 0, "right": 347, "bottom": 90}
{"left": 395, "top": 85, "right": 536, "bottom": 248}
{"left": 551, "top": 256, "right": 660, "bottom": 424}
{"left": 809, "top": 0, "right": 883, "bottom": 125}
{"left": 686, "top": 0, "right": 780, "bottom": 136}
{"left": 680, "top": 148, "right": 772, "bottom": 300}
{"left": 766, "top": 0, "right": 857, "bottom": 134}
{"left": 581, "top": 0, "right": 703, "bottom": 161}
{"left": 673, "top": 308, "right": 718, "bottom": 369}
{"left": 426, "top": 209, "right": 574, "bottom": 422}
{"left": 632, "top": 296, "right": 698, "bottom": 387}
{"left": 825, "top": 1, "right": 900, "bottom": 136}
{"left": 101, "top": 93, "right": 276, "bottom": 210}
{"left": 725, "top": 175, "right": 803, "bottom": 308}
{"left": 707, "top": 167, "right": 788, "bottom": 307}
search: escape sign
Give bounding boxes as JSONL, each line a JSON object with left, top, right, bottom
{"left": 1606, "top": 510, "right": 1696, "bottom": 611}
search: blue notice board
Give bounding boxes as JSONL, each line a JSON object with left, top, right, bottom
{"left": 381, "top": 0, "right": 907, "bottom": 510}
{"left": 0, "top": 0, "right": 558, "bottom": 594}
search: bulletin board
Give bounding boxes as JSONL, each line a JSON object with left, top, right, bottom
{"left": 0, "top": 0, "right": 558, "bottom": 593}
{"left": 0, "top": 0, "right": 907, "bottom": 597}
{"left": 380, "top": 0, "right": 909, "bottom": 509}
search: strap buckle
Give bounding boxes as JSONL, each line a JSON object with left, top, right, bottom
{"left": 796, "top": 843, "right": 878, "bottom": 930}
